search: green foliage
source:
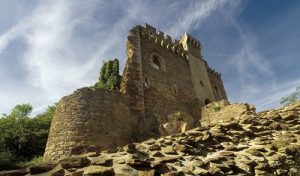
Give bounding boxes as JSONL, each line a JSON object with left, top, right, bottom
{"left": 174, "top": 112, "right": 183, "bottom": 121}
{"left": 0, "top": 148, "right": 15, "bottom": 169}
{"left": 95, "top": 59, "right": 121, "bottom": 90}
{"left": 280, "top": 86, "right": 300, "bottom": 106}
{"left": 0, "top": 103, "right": 56, "bottom": 170}
{"left": 15, "top": 156, "right": 43, "bottom": 168}
{"left": 213, "top": 105, "right": 221, "bottom": 112}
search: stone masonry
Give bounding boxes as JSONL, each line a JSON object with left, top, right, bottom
{"left": 21, "top": 101, "right": 300, "bottom": 176}
{"left": 43, "top": 24, "right": 227, "bottom": 161}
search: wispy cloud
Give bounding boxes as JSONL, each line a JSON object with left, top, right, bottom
{"left": 0, "top": 0, "right": 298, "bottom": 114}
{"left": 0, "top": 0, "right": 235, "bottom": 114}
{"left": 253, "top": 78, "right": 300, "bottom": 110}
{"left": 0, "top": 18, "right": 31, "bottom": 54}
{"left": 231, "top": 34, "right": 276, "bottom": 96}
{"left": 222, "top": 9, "right": 300, "bottom": 111}
{"left": 168, "top": 0, "right": 240, "bottom": 37}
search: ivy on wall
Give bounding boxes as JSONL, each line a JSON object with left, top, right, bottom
{"left": 95, "top": 59, "right": 121, "bottom": 90}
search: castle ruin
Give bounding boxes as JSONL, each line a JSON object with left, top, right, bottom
{"left": 44, "top": 24, "right": 227, "bottom": 161}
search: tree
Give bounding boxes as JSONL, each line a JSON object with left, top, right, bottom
{"left": 0, "top": 103, "right": 33, "bottom": 161}
{"left": 30, "top": 104, "right": 57, "bottom": 156}
{"left": 95, "top": 59, "right": 121, "bottom": 90}
{"left": 0, "top": 103, "right": 57, "bottom": 169}
{"left": 280, "top": 86, "right": 300, "bottom": 106}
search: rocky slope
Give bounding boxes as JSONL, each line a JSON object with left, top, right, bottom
{"left": 1, "top": 101, "right": 300, "bottom": 176}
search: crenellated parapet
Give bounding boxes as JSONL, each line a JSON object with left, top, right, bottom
{"left": 204, "top": 61, "right": 227, "bottom": 101}
{"left": 202, "top": 59, "right": 221, "bottom": 79}
{"left": 132, "top": 23, "right": 189, "bottom": 60}
{"left": 180, "top": 32, "right": 202, "bottom": 49}
{"left": 178, "top": 32, "right": 202, "bottom": 58}
{"left": 207, "top": 66, "right": 221, "bottom": 78}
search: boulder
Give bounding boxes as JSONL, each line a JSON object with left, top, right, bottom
{"left": 60, "top": 156, "right": 90, "bottom": 169}
{"left": 0, "top": 169, "right": 29, "bottom": 176}
{"left": 29, "top": 162, "right": 57, "bottom": 174}
{"left": 83, "top": 166, "right": 114, "bottom": 176}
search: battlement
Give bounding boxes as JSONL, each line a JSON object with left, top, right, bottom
{"left": 207, "top": 66, "right": 221, "bottom": 78}
{"left": 179, "top": 32, "right": 202, "bottom": 49}
{"left": 202, "top": 60, "right": 221, "bottom": 78}
{"left": 131, "top": 23, "right": 189, "bottom": 60}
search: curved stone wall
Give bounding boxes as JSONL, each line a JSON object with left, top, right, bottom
{"left": 43, "top": 88, "right": 135, "bottom": 161}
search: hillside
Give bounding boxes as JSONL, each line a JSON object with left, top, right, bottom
{"left": 1, "top": 101, "right": 299, "bottom": 176}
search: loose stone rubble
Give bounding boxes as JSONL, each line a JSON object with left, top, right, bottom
{"left": 2, "top": 101, "right": 299, "bottom": 176}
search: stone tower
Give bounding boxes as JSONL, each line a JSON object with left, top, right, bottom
{"left": 43, "top": 24, "right": 227, "bottom": 161}
{"left": 179, "top": 32, "right": 216, "bottom": 105}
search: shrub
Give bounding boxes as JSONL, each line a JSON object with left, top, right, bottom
{"left": 281, "top": 86, "right": 300, "bottom": 106}
{"left": 174, "top": 112, "right": 182, "bottom": 121}
{"left": 95, "top": 59, "right": 121, "bottom": 90}
{"left": 213, "top": 105, "right": 221, "bottom": 112}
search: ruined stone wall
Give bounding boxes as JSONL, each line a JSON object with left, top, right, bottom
{"left": 187, "top": 55, "right": 216, "bottom": 106}
{"left": 207, "top": 66, "right": 227, "bottom": 101}
{"left": 120, "top": 26, "right": 146, "bottom": 139}
{"left": 43, "top": 88, "right": 136, "bottom": 161}
{"left": 120, "top": 27, "right": 145, "bottom": 116}
{"left": 180, "top": 33, "right": 216, "bottom": 106}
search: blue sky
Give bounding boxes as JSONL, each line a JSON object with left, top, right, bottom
{"left": 0, "top": 0, "right": 299, "bottom": 114}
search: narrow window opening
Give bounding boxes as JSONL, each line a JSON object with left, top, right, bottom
{"left": 149, "top": 32, "right": 154, "bottom": 37}
{"left": 144, "top": 76, "right": 149, "bottom": 87}
{"left": 152, "top": 55, "right": 161, "bottom": 69}
{"left": 200, "top": 80, "right": 204, "bottom": 86}
{"left": 173, "top": 85, "right": 177, "bottom": 94}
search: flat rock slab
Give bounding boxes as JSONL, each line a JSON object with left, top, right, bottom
{"left": 61, "top": 156, "right": 90, "bottom": 169}
{"left": 30, "top": 162, "right": 58, "bottom": 174}
{"left": 0, "top": 169, "right": 29, "bottom": 176}
{"left": 83, "top": 166, "right": 114, "bottom": 176}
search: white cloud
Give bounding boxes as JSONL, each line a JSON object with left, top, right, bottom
{"left": 222, "top": 17, "right": 300, "bottom": 111}
{"left": 168, "top": 0, "right": 240, "bottom": 37}
{"left": 1, "top": 0, "right": 296, "bottom": 114}
{"left": 0, "top": 18, "right": 31, "bottom": 54}
{"left": 243, "top": 78, "right": 300, "bottom": 111}
{"left": 258, "top": 81, "right": 299, "bottom": 108}
{"left": 0, "top": 0, "right": 243, "bottom": 114}
{"left": 0, "top": 0, "right": 148, "bottom": 113}
{"left": 216, "top": 9, "right": 281, "bottom": 110}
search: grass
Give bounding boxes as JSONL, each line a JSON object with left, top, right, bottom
{"left": 0, "top": 156, "right": 43, "bottom": 170}
{"left": 16, "top": 156, "right": 43, "bottom": 168}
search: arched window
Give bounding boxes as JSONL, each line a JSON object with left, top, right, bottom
{"left": 205, "top": 99, "right": 211, "bottom": 105}
{"left": 150, "top": 53, "right": 166, "bottom": 71}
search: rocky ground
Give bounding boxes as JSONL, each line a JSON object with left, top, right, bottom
{"left": 1, "top": 101, "right": 299, "bottom": 176}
